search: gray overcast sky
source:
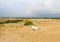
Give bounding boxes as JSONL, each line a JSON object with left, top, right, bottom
{"left": 0, "top": 0, "right": 60, "bottom": 17}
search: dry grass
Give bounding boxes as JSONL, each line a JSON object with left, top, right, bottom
{"left": 0, "top": 24, "right": 5, "bottom": 28}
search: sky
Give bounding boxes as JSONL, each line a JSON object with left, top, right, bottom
{"left": 0, "top": 0, "right": 60, "bottom": 17}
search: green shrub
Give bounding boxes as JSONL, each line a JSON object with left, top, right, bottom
{"left": 24, "top": 21, "right": 33, "bottom": 26}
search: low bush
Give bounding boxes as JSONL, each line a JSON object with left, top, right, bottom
{"left": 24, "top": 21, "right": 33, "bottom": 26}
{"left": 0, "top": 22, "right": 5, "bottom": 24}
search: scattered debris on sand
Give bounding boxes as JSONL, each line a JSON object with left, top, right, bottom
{"left": 31, "top": 26, "right": 39, "bottom": 31}
{"left": 32, "top": 26, "right": 38, "bottom": 29}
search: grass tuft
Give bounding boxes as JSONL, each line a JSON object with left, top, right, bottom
{"left": 0, "top": 24, "right": 5, "bottom": 28}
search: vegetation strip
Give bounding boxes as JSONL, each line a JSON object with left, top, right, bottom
{"left": 0, "top": 20, "right": 23, "bottom": 24}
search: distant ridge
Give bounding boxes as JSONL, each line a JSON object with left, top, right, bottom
{"left": 0, "top": 14, "right": 60, "bottom": 18}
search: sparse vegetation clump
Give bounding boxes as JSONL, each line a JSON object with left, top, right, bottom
{"left": 24, "top": 21, "right": 33, "bottom": 26}
{"left": 0, "top": 21, "right": 5, "bottom": 24}
{"left": 0, "top": 24, "right": 5, "bottom": 28}
{"left": 5, "top": 20, "right": 23, "bottom": 23}
{"left": 0, "top": 20, "right": 23, "bottom": 24}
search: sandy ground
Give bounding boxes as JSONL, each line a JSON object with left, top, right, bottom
{"left": 0, "top": 19, "right": 60, "bottom": 42}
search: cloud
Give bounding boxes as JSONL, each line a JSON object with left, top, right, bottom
{"left": 0, "top": 0, "right": 60, "bottom": 17}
